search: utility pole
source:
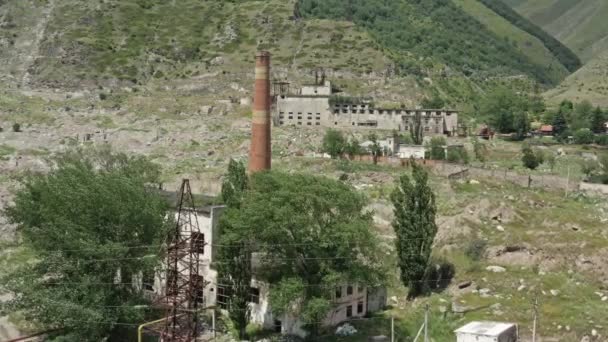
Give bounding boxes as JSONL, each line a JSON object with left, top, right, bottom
{"left": 565, "top": 165, "right": 571, "bottom": 198}
{"left": 424, "top": 304, "right": 429, "bottom": 342}
{"left": 532, "top": 296, "right": 539, "bottom": 342}
{"left": 391, "top": 315, "right": 395, "bottom": 342}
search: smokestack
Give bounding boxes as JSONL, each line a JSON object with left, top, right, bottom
{"left": 249, "top": 51, "right": 272, "bottom": 173}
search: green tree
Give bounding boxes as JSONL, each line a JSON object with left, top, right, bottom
{"left": 410, "top": 111, "right": 424, "bottom": 145}
{"left": 344, "top": 138, "right": 362, "bottom": 159}
{"left": 480, "top": 87, "right": 526, "bottom": 134}
{"left": 428, "top": 136, "right": 446, "bottom": 160}
{"left": 221, "top": 159, "right": 249, "bottom": 208}
{"left": 2, "top": 148, "right": 169, "bottom": 341}
{"left": 391, "top": 162, "right": 438, "bottom": 298}
{"left": 472, "top": 137, "right": 487, "bottom": 163}
{"left": 219, "top": 159, "right": 251, "bottom": 339}
{"left": 513, "top": 111, "right": 530, "bottom": 141}
{"left": 574, "top": 128, "right": 594, "bottom": 145}
{"left": 218, "top": 172, "right": 384, "bottom": 336}
{"left": 590, "top": 106, "right": 606, "bottom": 134}
{"left": 216, "top": 241, "right": 252, "bottom": 339}
{"left": 322, "top": 129, "right": 346, "bottom": 159}
{"left": 552, "top": 109, "right": 568, "bottom": 138}
{"left": 368, "top": 133, "right": 382, "bottom": 165}
{"left": 571, "top": 100, "right": 593, "bottom": 130}
{"left": 521, "top": 144, "right": 541, "bottom": 170}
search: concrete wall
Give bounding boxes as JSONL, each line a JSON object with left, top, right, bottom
{"left": 276, "top": 96, "right": 330, "bottom": 128}
{"left": 275, "top": 94, "right": 458, "bottom": 136}
{"left": 366, "top": 287, "right": 387, "bottom": 313}
{"left": 326, "top": 285, "right": 368, "bottom": 325}
{"left": 580, "top": 182, "right": 608, "bottom": 195}
{"left": 396, "top": 145, "right": 426, "bottom": 159}
{"left": 301, "top": 82, "right": 332, "bottom": 96}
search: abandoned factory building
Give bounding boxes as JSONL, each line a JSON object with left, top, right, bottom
{"left": 274, "top": 81, "right": 459, "bottom": 136}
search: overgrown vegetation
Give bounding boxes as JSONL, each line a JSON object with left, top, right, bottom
{"left": 1, "top": 147, "right": 170, "bottom": 341}
{"left": 218, "top": 171, "right": 386, "bottom": 337}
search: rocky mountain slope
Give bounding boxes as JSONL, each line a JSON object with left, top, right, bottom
{"left": 0, "top": 0, "right": 580, "bottom": 102}
{"left": 503, "top": 0, "right": 608, "bottom": 62}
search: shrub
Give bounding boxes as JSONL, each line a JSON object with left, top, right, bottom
{"left": 522, "top": 144, "right": 541, "bottom": 170}
{"left": 425, "top": 257, "right": 455, "bottom": 292}
{"left": 12, "top": 123, "right": 21, "bottom": 132}
{"left": 429, "top": 136, "right": 446, "bottom": 160}
{"left": 594, "top": 135, "right": 608, "bottom": 146}
{"left": 246, "top": 323, "right": 263, "bottom": 339}
{"left": 465, "top": 239, "right": 488, "bottom": 261}
{"left": 574, "top": 128, "right": 594, "bottom": 145}
{"left": 447, "top": 146, "right": 469, "bottom": 164}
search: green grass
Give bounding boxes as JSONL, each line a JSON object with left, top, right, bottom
{"left": 506, "top": 0, "right": 608, "bottom": 61}
{"left": 453, "top": 0, "right": 568, "bottom": 84}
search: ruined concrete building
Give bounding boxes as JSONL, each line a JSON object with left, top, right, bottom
{"left": 275, "top": 81, "right": 459, "bottom": 135}
{"left": 150, "top": 204, "right": 386, "bottom": 337}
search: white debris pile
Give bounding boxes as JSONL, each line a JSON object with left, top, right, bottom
{"left": 335, "top": 323, "right": 358, "bottom": 336}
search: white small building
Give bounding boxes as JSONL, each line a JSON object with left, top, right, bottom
{"left": 455, "top": 321, "right": 518, "bottom": 342}
{"left": 396, "top": 145, "right": 426, "bottom": 159}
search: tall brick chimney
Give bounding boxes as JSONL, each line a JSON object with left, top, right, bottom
{"left": 248, "top": 51, "right": 272, "bottom": 173}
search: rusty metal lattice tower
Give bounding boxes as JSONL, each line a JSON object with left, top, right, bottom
{"left": 161, "top": 179, "right": 205, "bottom": 341}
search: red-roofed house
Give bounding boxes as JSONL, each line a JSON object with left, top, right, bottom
{"left": 538, "top": 125, "right": 554, "bottom": 136}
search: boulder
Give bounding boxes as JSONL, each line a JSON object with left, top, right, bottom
{"left": 486, "top": 265, "right": 506, "bottom": 273}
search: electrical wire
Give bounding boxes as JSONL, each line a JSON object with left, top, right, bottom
{"left": 15, "top": 239, "right": 425, "bottom": 254}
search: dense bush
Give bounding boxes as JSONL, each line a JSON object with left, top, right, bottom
{"left": 447, "top": 146, "right": 469, "bottom": 164}
{"left": 425, "top": 257, "right": 456, "bottom": 292}
{"left": 594, "top": 135, "right": 608, "bottom": 146}
{"left": 429, "top": 136, "right": 447, "bottom": 160}
{"left": 574, "top": 128, "right": 595, "bottom": 145}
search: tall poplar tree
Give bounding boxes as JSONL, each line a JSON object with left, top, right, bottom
{"left": 391, "top": 162, "right": 437, "bottom": 298}
{"left": 219, "top": 159, "right": 251, "bottom": 339}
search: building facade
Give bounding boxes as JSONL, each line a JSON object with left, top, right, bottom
{"left": 153, "top": 204, "right": 386, "bottom": 338}
{"left": 275, "top": 82, "right": 458, "bottom": 136}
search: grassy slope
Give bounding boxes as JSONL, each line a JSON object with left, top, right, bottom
{"left": 545, "top": 50, "right": 608, "bottom": 107}
{"left": 454, "top": 0, "right": 568, "bottom": 84}
{"left": 504, "top": 0, "right": 608, "bottom": 62}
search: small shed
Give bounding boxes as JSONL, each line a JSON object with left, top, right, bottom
{"left": 538, "top": 125, "right": 554, "bottom": 136}
{"left": 455, "top": 321, "right": 518, "bottom": 342}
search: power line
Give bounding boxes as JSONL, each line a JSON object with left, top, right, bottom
{"left": 22, "top": 239, "right": 426, "bottom": 254}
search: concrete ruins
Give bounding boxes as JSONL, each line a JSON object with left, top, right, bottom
{"left": 275, "top": 81, "right": 459, "bottom": 135}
